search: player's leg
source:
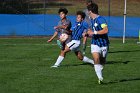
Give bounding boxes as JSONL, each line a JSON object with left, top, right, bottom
{"left": 100, "top": 46, "right": 108, "bottom": 65}
{"left": 57, "top": 40, "right": 63, "bottom": 49}
{"left": 91, "top": 45, "right": 103, "bottom": 84}
{"left": 51, "top": 50, "right": 64, "bottom": 68}
{"left": 60, "top": 45, "right": 71, "bottom": 57}
{"left": 74, "top": 50, "right": 94, "bottom": 65}
{"left": 82, "top": 33, "right": 87, "bottom": 55}
{"left": 92, "top": 52, "right": 103, "bottom": 84}
{"left": 51, "top": 45, "right": 71, "bottom": 68}
{"left": 74, "top": 51, "right": 83, "bottom": 60}
{"left": 97, "top": 46, "right": 108, "bottom": 84}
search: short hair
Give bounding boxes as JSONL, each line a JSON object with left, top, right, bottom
{"left": 58, "top": 8, "right": 68, "bottom": 14}
{"left": 86, "top": 0, "right": 93, "bottom": 3}
{"left": 87, "top": 3, "right": 98, "bottom": 14}
{"left": 76, "top": 11, "right": 86, "bottom": 19}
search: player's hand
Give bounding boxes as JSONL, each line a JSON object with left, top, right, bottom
{"left": 87, "top": 30, "right": 94, "bottom": 36}
{"left": 54, "top": 26, "right": 58, "bottom": 29}
{"left": 47, "top": 39, "right": 52, "bottom": 42}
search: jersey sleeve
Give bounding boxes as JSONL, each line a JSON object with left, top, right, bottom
{"left": 98, "top": 17, "right": 108, "bottom": 29}
{"left": 71, "top": 23, "right": 75, "bottom": 31}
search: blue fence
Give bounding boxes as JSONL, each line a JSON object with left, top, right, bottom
{"left": 0, "top": 14, "right": 140, "bottom": 37}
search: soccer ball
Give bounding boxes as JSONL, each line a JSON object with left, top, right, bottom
{"left": 59, "top": 33, "right": 68, "bottom": 42}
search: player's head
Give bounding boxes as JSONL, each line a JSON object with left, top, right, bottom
{"left": 87, "top": 3, "right": 98, "bottom": 15}
{"left": 76, "top": 11, "right": 86, "bottom": 22}
{"left": 86, "top": 0, "right": 94, "bottom": 6}
{"left": 58, "top": 8, "right": 68, "bottom": 19}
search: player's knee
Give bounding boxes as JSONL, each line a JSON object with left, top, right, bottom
{"left": 94, "top": 58, "right": 100, "bottom": 64}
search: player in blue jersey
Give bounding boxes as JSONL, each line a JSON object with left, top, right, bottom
{"left": 51, "top": 11, "right": 94, "bottom": 68}
{"left": 47, "top": 8, "right": 72, "bottom": 50}
{"left": 87, "top": 3, "right": 109, "bottom": 84}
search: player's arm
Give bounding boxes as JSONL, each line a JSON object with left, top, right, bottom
{"left": 47, "top": 31, "right": 58, "bottom": 42}
{"left": 88, "top": 24, "right": 108, "bottom": 35}
{"left": 54, "top": 23, "right": 69, "bottom": 30}
{"left": 96, "top": 25, "right": 108, "bottom": 34}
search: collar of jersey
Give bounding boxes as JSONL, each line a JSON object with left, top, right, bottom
{"left": 91, "top": 15, "right": 100, "bottom": 20}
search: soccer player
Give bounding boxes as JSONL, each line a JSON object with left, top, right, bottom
{"left": 82, "top": 0, "right": 94, "bottom": 55}
{"left": 47, "top": 8, "right": 72, "bottom": 50}
{"left": 51, "top": 11, "right": 94, "bottom": 68}
{"left": 84, "top": 0, "right": 94, "bottom": 25}
{"left": 87, "top": 3, "right": 110, "bottom": 84}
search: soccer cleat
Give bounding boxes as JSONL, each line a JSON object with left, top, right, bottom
{"left": 51, "top": 65, "right": 59, "bottom": 68}
{"left": 98, "top": 79, "right": 103, "bottom": 84}
{"left": 57, "top": 40, "right": 63, "bottom": 49}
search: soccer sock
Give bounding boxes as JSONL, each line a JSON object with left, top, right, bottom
{"left": 83, "top": 56, "right": 94, "bottom": 64}
{"left": 54, "top": 56, "right": 64, "bottom": 66}
{"left": 94, "top": 64, "right": 103, "bottom": 81}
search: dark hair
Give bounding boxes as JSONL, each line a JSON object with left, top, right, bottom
{"left": 76, "top": 11, "right": 86, "bottom": 19}
{"left": 58, "top": 8, "right": 68, "bottom": 14}
{"left": 86, "top": 0, "right": 93, "bottom": 3}
{"left": 87, "top": 3, "right": 98, "bottom": 14}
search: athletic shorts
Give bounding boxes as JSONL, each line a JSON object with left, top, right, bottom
{"left": 91, "top": 44, "right": 108, "bottom": 58}
{"left": 67, "top": 40, "right": 80, "bottom": 51}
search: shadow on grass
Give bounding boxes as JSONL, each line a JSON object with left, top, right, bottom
{"left": 61, "top": 63, "right": 93, "bottom": 67}
{"left": 106, "top": 61, "right": 131, "bottom": 64}
{"left": 61, "top": 60, "right": 131, "bottom": 67}
{"left": 109, "top": 50, "right": 140, "bottom": 53}
{"left": 104, "top": 78, "right": 140, "bottom": 85}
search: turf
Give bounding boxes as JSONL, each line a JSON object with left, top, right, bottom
{"left": 0, "top": 37, "right": 140, "bottom": 93}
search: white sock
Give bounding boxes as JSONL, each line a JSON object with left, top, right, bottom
{"left": 94, "top": 64, "right": 103, "bottom": 80}
{"left": 83, "top": 56, "right": 94, "bottom": 64}
{"left": 54, "top": 56, "right": 64, "bottom": 66}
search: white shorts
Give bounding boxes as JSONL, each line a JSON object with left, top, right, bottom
{"left": 67, "top": 40, "right": 80, "bottom": 51}
{"left": 91, "top": 44, "right": 108, "bottom": 58}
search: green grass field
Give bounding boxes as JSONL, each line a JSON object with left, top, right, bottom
{"left": 0, "top": 37, "right": 140, "bottom": 93}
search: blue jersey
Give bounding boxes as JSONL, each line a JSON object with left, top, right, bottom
{"left": 90, "top": 16, "right": 109, "bottom": 47}
{"left": 71, "top": 21, "right": 88, "bottom": 40}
